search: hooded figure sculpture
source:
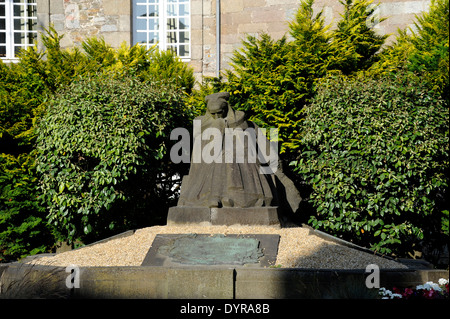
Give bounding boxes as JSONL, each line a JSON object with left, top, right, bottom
{"left": 177, "top": 92, "right": 277, "bottom": 208}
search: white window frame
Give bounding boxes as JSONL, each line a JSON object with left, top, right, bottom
{"left": 133, "top": 0, "right": 191, "bottom": 60}
{"left": 0, "top": 0, "right": 37, "bottom": 62}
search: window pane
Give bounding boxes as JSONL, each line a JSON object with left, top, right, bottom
{"left": 167, "top": 18, "right": 177, "bottom": 30}
{"left": 0, "top": 18, "right": 5, "bottom": 30}
{"left": 14, "top": 32, "right": 24, "bottom": 44}
{"left": 167, "top": 45, "right": 177, "bottom": 55}
{"left": 167, "top": 4, "right": 177, "bottom": 16}
{"left": 167, "top": 32, "right": 177, "bottom": 43}
{"left": 135, "top": 18, "right": 146, "bottom": 31}
{"left": 135, "top": 4, "right": 146, "bottom": 17}
{"left": 26, "top": 18, "right": 36, "bottom": 29}
{"left": 27, "top": 5, "right": 36, "bottom": 17}
{"left": 13, "top": 5, "right": 23, "bottom": 17}
{"left": 0, "top": 45, "right": 6, "bottom": 57}
{"left": 148, "top": 4, "right": 158, "bottom": 17}
{"left": 14, "top": 19, "right": 25, "bottom": 31}
{"left": 179, "top": 17, "right": 188, "bottom": 30}
{"left": 14, "top": 45, "right": 22, "bottom": 55}
{"left": 179, "top": 45, "right": 189, "bottom": 57}
{"left": 149, "top": 32, "right": 158, "bottom": 44}
{"left": 0, "top": 32, "right": 5, "bottom": 44}
{"left": 134, "top": 31, "right": 147, "bottom": 44}
{"left": 179, "top": 31, "right": 189, "bottom": 43}
{"left": 179, "top": 4, "right": 189, "bottom": 16}
{"left": 27, "top": 32, "right": 36, "bottom": 43}
{"left": 148, "top": 18, "right": 158, "bottom": 30}
{"left": 0, "top": 5, "right": 5, "bottom": 17}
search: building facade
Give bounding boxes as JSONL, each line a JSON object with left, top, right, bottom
{"left": 1, "top": 0, "right": 431, "bottom": 78}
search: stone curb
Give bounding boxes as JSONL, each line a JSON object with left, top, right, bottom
{"left": 1, "top": 262, "right": 448, "bottom": 299}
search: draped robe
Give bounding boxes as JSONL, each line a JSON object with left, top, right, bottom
{"left": 177, "top": 106, "right": 276, "bottom": 208}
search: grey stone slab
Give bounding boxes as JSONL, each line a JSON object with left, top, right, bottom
{"left": 166, "top": 268, "right": 234, "bottom": 299}
{"left": 166, "top": 206, "right": 281, "bottom": 226}
{"left": 211, "top": 207, "right": 280, "bottom": 226}
{"left": 167, "top": 206, "right": 211, "bottom": 225}
{"left": 141, "top": 233, "right": 280, "bottom": 268}
{"left": 73, "top": 266, "right": 234, "bottom": 299}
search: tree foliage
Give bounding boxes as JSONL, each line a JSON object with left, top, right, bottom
{"left": 2, "top": 0, "right": 448, "bottom": 262}
{"left": 1, "top": 28, "right": 195, "bottom": 257}
{"left": 334, "top": 0, "right": 387, "bottom": 73}
{"left": 0, "top": 153, "right": 55, "bottom": 261}
{"left": 294, "top": 73, "right": 448, "bottom": 255}
{"left": 35, "top": 76, "right": 192, "bottom": 243}
{"left": 194, "top": 0, "right": 449, "bottom": 257}
{"left": 203, "top": 0, "right": 386, "bottom": 157}
{"left": 368, "top": 0, "right": 449, "bottom": 103}
{"left": 407, "top": 0, "right": 449, "bottom": 101}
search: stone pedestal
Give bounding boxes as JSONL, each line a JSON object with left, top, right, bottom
{"left": 167, "top": 206, "right": 280, "bottom": 227}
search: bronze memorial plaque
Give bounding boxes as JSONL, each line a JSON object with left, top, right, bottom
{"left": 141, "top": 234, "right": 280, "bottom": 268}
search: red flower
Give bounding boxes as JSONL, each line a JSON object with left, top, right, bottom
{"left": 402, "top": 288, "right": 414, "bottom": 299}
{"left": 423, "top": 289, "right": 437, "bottom": 299}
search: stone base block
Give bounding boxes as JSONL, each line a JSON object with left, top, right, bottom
{"left": 167, "top": 206, "right": 211, "bottom": 225}
{"left": 167, "top": 206, "right": 280, "bottom": 226}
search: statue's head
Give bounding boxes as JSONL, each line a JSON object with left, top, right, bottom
{"left": 205, "top": 92, "right": 230, "bottom": 119}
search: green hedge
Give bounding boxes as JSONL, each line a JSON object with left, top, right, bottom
{"left": 35, "top": 76, "right": 192, "bottom": 244}
{"left": 1, "top": 28, "right": 195, "bottom": 257}
{"left": 1, "top": 45, "right": 53, "bottom": 262}
{"left": 294, "top": 73, "right": 448, "bottom": 255}
{"left": 0, "top": 153, "right": 55, "bottom": 261}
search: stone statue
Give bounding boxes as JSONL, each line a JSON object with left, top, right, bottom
{"left": 178, "top": 91, "right": 275, "bottom": 208}
{"left": 167, "top": 92, "right": 301, "bottom": 226}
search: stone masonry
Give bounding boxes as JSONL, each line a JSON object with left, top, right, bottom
{"left": 36, "top": 0, "right": 130, "bottom": 49}
{"left": 34, "top": 0, "right": 431, "bottom": 79}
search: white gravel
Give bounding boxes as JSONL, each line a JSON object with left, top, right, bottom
{"left": 28, "top": 225, "right": 407, "bottom": 269}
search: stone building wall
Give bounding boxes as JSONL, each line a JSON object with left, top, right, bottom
{"left": 36, "top": 0, "right": 130, "bottom": 49}
{"left": 34, "top": 0, "right": 431, "bottom": 78}
{"left": 209, "top": 0, "right": 431, "bottom": 77}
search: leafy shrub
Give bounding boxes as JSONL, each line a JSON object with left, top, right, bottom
{"left": 2, "top": 27, "right": 195, "bottom": 256}
{"left": 1, "top": 47, "right": 51, "bottom": 262}
{"left": 35, "top": 75, "right": 192, "bottom": 243}
{"left": 294, "top": 73, "right": 448, "bottom": 256}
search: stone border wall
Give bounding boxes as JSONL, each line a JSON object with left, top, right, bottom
{"left": 1, "top": 262, "right": 448, "bottom": 299}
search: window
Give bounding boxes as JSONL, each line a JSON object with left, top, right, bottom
{"left": 0, "top": 0, "right": 37, "bottom": 61}
{"left": 133, "top": 0, "right": 190, "bottom": 59}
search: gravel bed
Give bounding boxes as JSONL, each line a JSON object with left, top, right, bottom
{"left": 28, "top": 225, "right": 407, "bottom": 269}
